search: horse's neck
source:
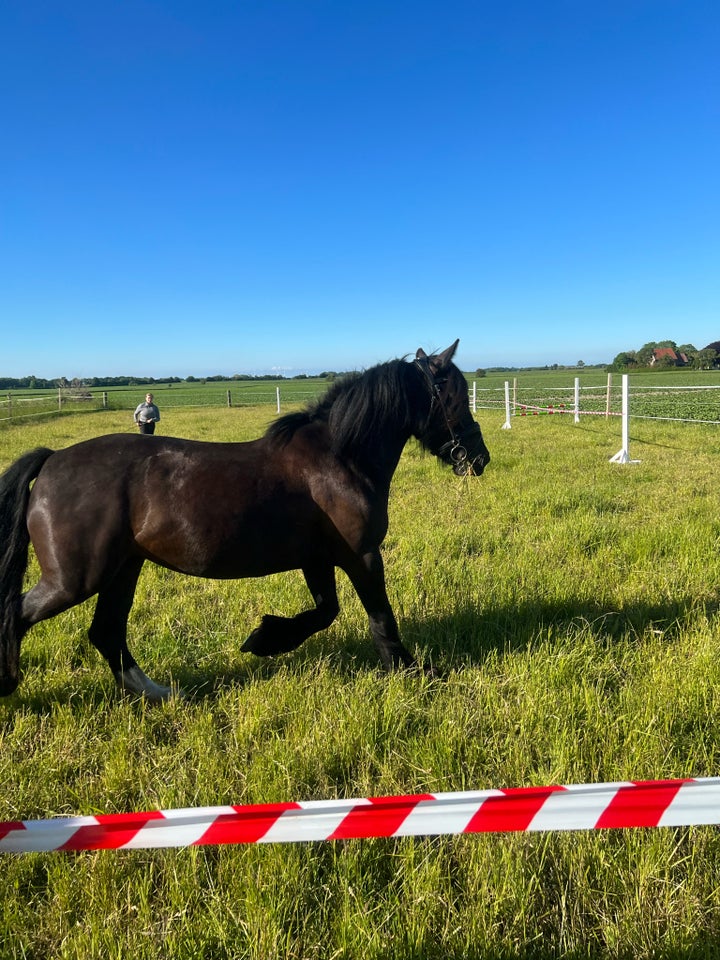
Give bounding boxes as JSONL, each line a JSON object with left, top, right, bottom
{"left": 351, "top": 371, "right": 425, "bottom": 488}
{"left": 350, "top": 424, "right": 412, "bottom": 495}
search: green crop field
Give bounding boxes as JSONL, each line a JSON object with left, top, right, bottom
{"left": 1, "top": 400, "right": 720, "bottom": 958}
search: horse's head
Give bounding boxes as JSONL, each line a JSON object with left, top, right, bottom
{"left": 414, "top": 340, "right": 490, "bottom": 476}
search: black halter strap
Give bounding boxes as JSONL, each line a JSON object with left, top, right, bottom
{"left": 413, "top": 356, "right": 470, "bottom": 469}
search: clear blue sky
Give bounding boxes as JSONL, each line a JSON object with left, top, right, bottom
{"left": 2, "top": 1, "right": 718, "bottom": 378}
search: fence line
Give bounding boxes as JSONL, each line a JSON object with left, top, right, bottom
{"left": 3, "top": 380, "right": 720, "bottom": 426}
{"left": 471, "top": 378, "right": 720, "bottom": 427}
{"left": 0, "top": 391, "right": 107, "bottom": 423}
{"left": 0, "top": 389, "right": 324, "bottom": 424}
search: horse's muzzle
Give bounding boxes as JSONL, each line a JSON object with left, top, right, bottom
{"left": 452, "top": 450, "right": 489, "bottom": 477}
{"left": 444, "top": 423, "right": 490, "bottom": 477}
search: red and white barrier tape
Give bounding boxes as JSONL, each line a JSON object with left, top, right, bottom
{"left": 2, "top": 778, "right": 719, "bottom": 853}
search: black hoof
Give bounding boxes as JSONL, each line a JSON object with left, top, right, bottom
{"left": 241, "top": 615, "right": 304, "bottom": 656}
{"left": 0, "top": 675, "right": 19, "bottom": 697}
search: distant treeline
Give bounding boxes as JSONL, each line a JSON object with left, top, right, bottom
{"left": 482, "top": 362, "right": 606, "bottom": 374}
{"left": 0, "top": 372, "right": 344, "bottom": 391}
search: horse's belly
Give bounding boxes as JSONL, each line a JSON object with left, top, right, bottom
{"left": 135, "top": 507, "right": 326, "bottom": 580}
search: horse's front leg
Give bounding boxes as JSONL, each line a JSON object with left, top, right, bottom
{"left": 345, "top": 550, "right": 416, "bottom": 671}
{"left": 241, "top": 563, "right": 339, "bottom": 657}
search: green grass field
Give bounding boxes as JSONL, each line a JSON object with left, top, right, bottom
{"left": 1, "top": 402, "right": 720, "bottom": 958}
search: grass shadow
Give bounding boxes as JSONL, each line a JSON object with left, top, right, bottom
{"left": 404, "top": 593, "right": 720, "bottom": 669}
{"left": 9, "top": 592, "right": 719, "bottom": 710}
{"left": 121, "top": 590, "right": 720, "bottom": 694}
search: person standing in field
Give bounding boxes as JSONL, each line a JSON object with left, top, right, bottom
{"left": 133, "top": 392, "right": 161, "bottom": 434}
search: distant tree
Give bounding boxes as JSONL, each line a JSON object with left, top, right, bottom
{"left": 576, "top": 360, "right": 585, "bottom": 368}
{"left": 636, "top": 342, "right": 657, "bottom": 365}
{"left": 694, "top": 348, "right": 718, "bottom": 370}
{"left": 610, "top": 351, "right": 638, "bottom": 369}
{"left": 475, "top": 368, "right": 487, "bottom": 378}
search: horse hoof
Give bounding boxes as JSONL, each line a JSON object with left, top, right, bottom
{"left": 116, "top": 666, "right": 179, "bottom": 702}
{"left": 240, "top": 627, "right": 263, "bottom": 655}
{"left": 242, "top": 615, "right": 301, "bottom": 656}
{"left": 0, "top": 675, "right": 19, "bottom": 697}
{"left": 241, "top": 624, "right": 271, "bottom": 655}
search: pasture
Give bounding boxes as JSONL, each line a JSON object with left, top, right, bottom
{"left": 1, "top": 402, "right": 720, "bottom": 958}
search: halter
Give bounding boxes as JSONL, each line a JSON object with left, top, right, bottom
{"left": 413, "top": 356, "right": 472, "bottom": 471}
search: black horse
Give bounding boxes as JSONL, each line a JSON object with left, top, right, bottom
{"left": 0, "top": 341, "right": 489, "bottom": 700}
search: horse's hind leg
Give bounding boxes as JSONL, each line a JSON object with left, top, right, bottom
{"left": 88, "top": 558, "right": 174, "bottom": 701}
{"left": 241, "top": 563, "right": 340, "bottom": 657}
{"left": 6, "top": 574, "right": 88, "bottom": 694}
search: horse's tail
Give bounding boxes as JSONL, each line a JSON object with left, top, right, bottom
{"left": 0, "top": 447, "right": 54, "bottom": 695}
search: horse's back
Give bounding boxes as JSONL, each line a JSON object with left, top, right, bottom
{"left": 26, "top": 431, "right": 343, "bottom": 580}
{"left": 26, "top": 426, "right": 381, "bottom": 583}
{"left": 26, "top": 434, "right": 258, "bottom": 571}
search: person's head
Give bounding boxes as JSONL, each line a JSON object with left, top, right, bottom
{"left": 146, "top": 393, "right": 153, "bottom": 403}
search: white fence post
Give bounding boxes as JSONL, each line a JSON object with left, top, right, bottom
{"left": 502, "top": 380, "right": 512, "bottom": 429}
{"left": 276, "top": 387, "right": 281, "bottom": 414}
{"left": 606, "top": 373, "right": 612, "bottom": 417}
{"left": 574, "top": 377, "right": 580, "bottom": 423}
{"left": 609, "top": 374, "right": 640, "bottom": 464}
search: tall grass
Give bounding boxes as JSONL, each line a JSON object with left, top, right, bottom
{"left": 1, "top": 407, "right": 720, "bottom": 958}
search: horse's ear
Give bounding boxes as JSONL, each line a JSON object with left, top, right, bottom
{"left": 415, "top": 347, "right": 429, "bottom": 362}
{"left": 432, "top": 339, "right": 459, "bottom": 371}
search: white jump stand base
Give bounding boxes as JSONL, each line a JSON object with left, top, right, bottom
{"left": 609, "top": 448, "right": 640, "bottom": 464}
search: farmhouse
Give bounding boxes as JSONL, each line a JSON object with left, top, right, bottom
{"left": 649, "top": 347, "right": 689, "bottom": 367}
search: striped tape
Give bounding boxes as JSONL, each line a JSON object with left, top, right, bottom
{"left": 1, "top": 778, "right": 718, "bottom": 853}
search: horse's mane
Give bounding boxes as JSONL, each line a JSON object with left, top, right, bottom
{"left": 265, "top": 359, "right": 418, "bottom": 454}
